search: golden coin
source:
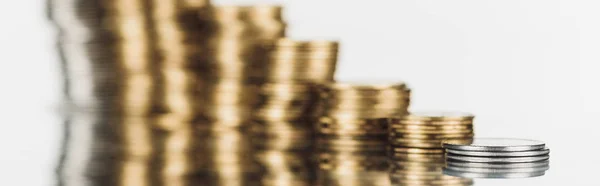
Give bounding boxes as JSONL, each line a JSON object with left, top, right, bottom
{"left": 393, "top": 119, "right": 473, "bottom": 126}
{"left": 390, "top": 127, "right": 474, "bottom": 135}
{"left": 390, "top": 138, "right": 450, "bottom": 148}
{"left": 265, "top": 38, "right": 339, "bottom": 49}
{"left": 391, "top": 133, "right": 474, "bottom": 140}
{"left": 320, "top": 80, "right": 408, "bottom": 91}
{"left": 402, "top": 111, "right": 475, "bottom": 121}
{"left": 253, "top": 107, "right": 311, "bottom": 121}
{"left": 389, "top": 147, "right": 445, "bottom": 154}
{"left": 322, "top": 108, "right": 407, "bottom": 119}
{"left": 390, "top": 123, "right": 473, "bottom": 130}
{"left": 317, "top": 117, "right": 388, "bottom": 135}
{"left": 317, "top": 137, "right": 387, "bottom": 152}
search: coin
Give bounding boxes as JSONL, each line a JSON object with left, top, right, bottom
{"left": 403, "top": 111, "right": 474, "bottom": 121}
{"left": 447, "top": 147, "right": 550, "bottom": 157}
{"left": 446, "top": 160, "right": 550, "bottom": 169}
{"left": 446, "top": 154, "right": 550, "bottom": 163}
{"left": 445, "top": 165, "right": 550, "bottom": 173}
{"left": 391, "top": 133, "right": 474, "bottom": 140}
{"left": 391, "top": 124, "right": 473, "bottom": 131}
{"left": 443, "top": 169, "right": 546, "bottom": 179}
{"left": 389, "top": 147, "right": 445, "bottom": 154}
{"left": 443, "top": 138, "right": 546, "bottom": 152}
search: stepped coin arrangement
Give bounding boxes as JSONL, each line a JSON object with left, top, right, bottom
{"left": 50, "top": 0, "right": 553, "bottom": 184}
{"left": 443, "top": 138, "right": 550, "bottom": 179}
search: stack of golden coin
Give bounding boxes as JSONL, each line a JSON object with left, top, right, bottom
{"left": 248, "top": 39, "right": 338, "bottom": 186}
{"left": 193, "top": 6, "right": 286, "bottom": 130}
{"left": 315, "top": 81, "right": 411, "bottom": 151}
{"left": 253, "top": 39, "right": 339, "bottom": 82}
{"left": 388, "top": 112, "right": 475, "bottom": 150}
{"left": 49, "top": 0, "right": 210, "bottom": 117}
{"left": 389, "top": 152, "right": 474, "bottom": 186}
{"left": 249, "top": 39, "right": 339, "bottom": 152}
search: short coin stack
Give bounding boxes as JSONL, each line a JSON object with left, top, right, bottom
{"left": 388, "top": 112, "right": 475, "bottom": 151}
{"left": 250, "top": 39, "right": 339, "bottom": 151}
{"left": 316, "top": 82, "right": 411, "bottom": 151}
{"left": 443, "top": 138, "right": 550, "bottom": 179}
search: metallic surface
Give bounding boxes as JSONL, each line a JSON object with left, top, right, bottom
{"left": 446, "top": 147, "right": 550, "bottom": 157}
{"left": 444, "top": 165, "right": 550, "bottom": 173}
{"left": 443, "top": 169, "right": 547, "bottom": 179}
{"left": 442, "top": 138, "right": 546, "bottom": 152}
{"left": 446, "top": 154, "right": 550, "bottom": 163}
{"left": 446, "top": 160, "right": 550, "bottom": 169}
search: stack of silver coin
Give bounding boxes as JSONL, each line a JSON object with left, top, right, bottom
{"left": 443, "top": 138, "right": 550, "bottom": 179}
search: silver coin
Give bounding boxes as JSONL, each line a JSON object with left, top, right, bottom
{"left": 446, "top": 147, "right": 550, "bottom": 157}
{"left": 445, "top": 164, "right": 550, "bottom": 173}
{"left": 446, "top": 154, "right": 549, "bottom": 163}
{"left": 443, "top": 138, "right": 545, "bottom": 152}
{"left": 443, "top": 169, "right": 546, "bottom": 179}
{"left": 447, "top": 160, "right": 550, "bottom": 169}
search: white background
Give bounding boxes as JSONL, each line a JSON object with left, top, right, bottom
{"left": 0, "top": 0, "right": 599, "bottom": 185}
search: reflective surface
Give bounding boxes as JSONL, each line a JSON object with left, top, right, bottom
{"left": 44, "top": 112, "right": 558, "bottom": 186}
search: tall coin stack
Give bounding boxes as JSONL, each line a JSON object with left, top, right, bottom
{"left": 194, "top": 5, "right": 286, "bottom": 130}
{"left": 49, "top": 0, "right": 210, "bottom": 116}
{"left": 192, "top": 5, "right": 286, "bottom": 185}
{"left": 250, "top": 39, "right": 339, "bottom": 186}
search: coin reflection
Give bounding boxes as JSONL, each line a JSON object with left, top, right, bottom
{"left": 389, "top": 150, "right": 474, "bottom": 186}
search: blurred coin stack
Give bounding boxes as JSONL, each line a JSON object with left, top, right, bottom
{"left": 315, "top": 82, "right": 411, "bottom": 151}
{"left": 388, "top": 150, "right": 473, "bottom": 186}
{"left": 249, "top": 39, "right": 339, "bottom": 186}
{"left": 49, "top": 0, "right": 211, "bottom": 116}
{"left": 388, "top": 112, "right": 475, "bottom": 152}
{"left": 192, "top": 7, "right": 287, "bottom": 185}
{"left": 249, "top": 39, "right": 339, "bottom": 150}
{"left": 443, "top": 138, "right": 550, "bottom": 179}
{"left": 194, "top": 5, "right": 286, "bottom": 130}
